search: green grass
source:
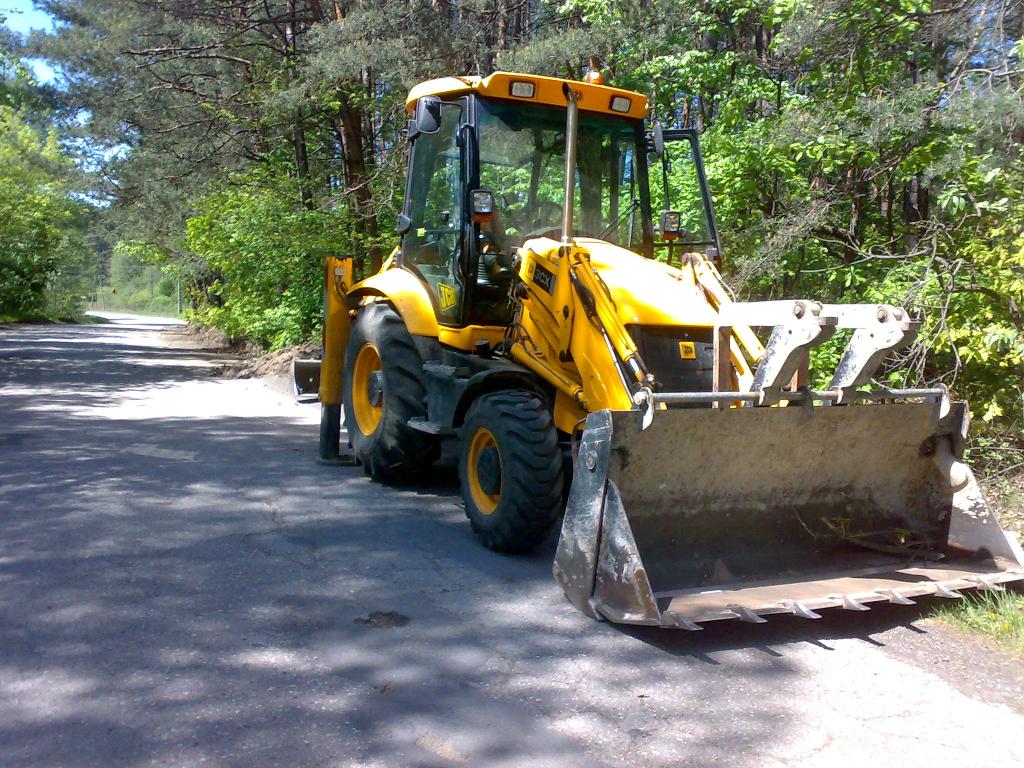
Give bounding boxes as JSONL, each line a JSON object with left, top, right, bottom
{"left": 76, "top": 313, "right": 110, "bottom": 324}
{"left": 932, "top": 587, "right": 1024, "bottom": 657}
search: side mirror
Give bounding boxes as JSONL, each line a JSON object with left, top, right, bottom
{"left": 411, "top": 96, "right": 442, "bottom": 137}
{"left": 471, "top": 189, "right": 495, "bottom": 223}
{"left": 650, "top": 123, "right": 665, "bottom": 157}
{"left": 659, "top": 210, "right": 683, "bottom": 241}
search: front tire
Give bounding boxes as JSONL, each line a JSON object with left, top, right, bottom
{"left": 343, "top": 302, "right": 438, "bottom": 482}
{"left": 459, "top": 391, "right": 563, "bottom": 553}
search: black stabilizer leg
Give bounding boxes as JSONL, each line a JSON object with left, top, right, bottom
{"left": 318, "top": 403, "right": 353, "bottom": 465}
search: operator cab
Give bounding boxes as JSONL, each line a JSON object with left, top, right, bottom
{"left": 396, "top": 72, "right": 719, "bottom": 329}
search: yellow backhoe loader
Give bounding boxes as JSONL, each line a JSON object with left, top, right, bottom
{"left": 299, "top": 71, "right": 1024, "bottom": 628}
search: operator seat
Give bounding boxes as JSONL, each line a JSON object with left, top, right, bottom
{"left": 471, "top": 214, "right": 514, "bottom": 325}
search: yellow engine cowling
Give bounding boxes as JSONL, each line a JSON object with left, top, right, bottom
{"left": 508, "top": 236, "right": 761, "bottom": 433}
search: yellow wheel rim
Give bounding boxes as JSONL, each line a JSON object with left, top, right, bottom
{"left": 467, "top": 427, "right": 501, "bottom": 515}
{"left": 351, "top": 343, "right": 383, "bottom": 436}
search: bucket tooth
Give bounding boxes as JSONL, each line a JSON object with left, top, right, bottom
{"left": 932, "top": 583, "right": 963, "bottom": 599}
{"left": 783, "top": 601, "right": 822, "bottom": 619}
{"left": 877, "top": 589, "right": 915, "bottom": 605}
{"left": 970, "top": 575, "right": 1004, "bottom": 591}
{"left": 729, "top": 605, "right": 767, "bottom": 623}
{"left": 838, "top": 594, "right": 871, "bottom": 611}
{"left": 668, "top": 613, "right": 704, "bottom": 631}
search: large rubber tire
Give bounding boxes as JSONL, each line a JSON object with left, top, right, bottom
{"left": 343, "top": 302, "right": 438, "bottom": 482}
{"left": 459, "top": 390, "right": 564, "bottom": 553}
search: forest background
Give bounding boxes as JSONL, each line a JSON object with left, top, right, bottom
{"left": 1, "top": 0, "right": 1022, "bottom": 484}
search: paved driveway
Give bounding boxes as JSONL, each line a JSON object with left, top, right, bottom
{"left": 1, "top": 315, "right": 1021, "bottom": 767}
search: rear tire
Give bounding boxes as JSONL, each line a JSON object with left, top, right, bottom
{"left": 343, "top": 302, "right": 438, "bottom": 482}
{"left": 459, "top": 391, "right": 563, "bottom": 553}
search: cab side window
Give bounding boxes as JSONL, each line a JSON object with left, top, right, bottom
{"left": 402, "top": 102, "right": 464, "bottom": 323}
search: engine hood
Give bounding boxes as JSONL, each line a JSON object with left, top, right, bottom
{"left": 523, "top": 237, "right": 719, "bottom": 329}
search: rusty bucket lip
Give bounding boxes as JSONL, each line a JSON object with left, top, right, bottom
{"left": 643, "top": 561, "right": 1024, "bottom": 629}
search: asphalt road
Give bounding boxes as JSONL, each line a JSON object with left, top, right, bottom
{"left": 1, "top": 313, "right": 1022, "bottom": 768}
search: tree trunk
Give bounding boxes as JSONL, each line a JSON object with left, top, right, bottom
{"left": 292, "top": 116, "right": 313, "bottom": 209}
{"left": 338, "top": 100, "right": 381, "bottom": 272}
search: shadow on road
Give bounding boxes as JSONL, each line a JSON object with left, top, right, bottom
{"left": 614, "top": 599, "right": 936, "bottom": 663}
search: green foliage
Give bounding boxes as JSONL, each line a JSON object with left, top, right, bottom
{"left": 931, "top": 588, "right": 1024, "bottom": 658}
{"left": 0, "top": 104, "right": 94, "bottom": 319}
{"left": 93, "top": 242, "right": 179, "bottom": 316}
{"left": 184, "top": 172, "right": 354, "bottom": 349}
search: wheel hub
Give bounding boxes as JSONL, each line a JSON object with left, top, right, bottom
{"left": 351, "top": 343, "right": 383, "bottom": 437}
{"left": 475, "top": 446, "right": 501, "bottom": 495}
{"left": 367, "top": 370, "right": 384, "bottom": 407}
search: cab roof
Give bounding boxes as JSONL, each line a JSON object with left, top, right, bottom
{"left": 405, "top": 71, "right": 649, "bottom": 121}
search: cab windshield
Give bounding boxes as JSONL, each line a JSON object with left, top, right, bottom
{"left": 476, "top": 97, "right": 652, "bottom": 253}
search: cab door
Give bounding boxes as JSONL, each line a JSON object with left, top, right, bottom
{"left": 399, "top": 98, "right": 467, "bottom": 325}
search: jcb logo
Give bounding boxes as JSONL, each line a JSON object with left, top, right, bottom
{"left": 531, "top": 262, "right": 556, "bottom": 294}
{"left": 438, "top": 283, "right": 458, "bottom": 311}
{"left": 332, "top": 258, "right": 352, "bottom": 296}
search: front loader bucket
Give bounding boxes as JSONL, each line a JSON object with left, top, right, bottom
{"left": 554, "top": 402, "right": 1024, "bottom": 628}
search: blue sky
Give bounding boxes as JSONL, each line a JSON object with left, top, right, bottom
{"left": 2, "top": 0, "right": 58, "bottom": 83}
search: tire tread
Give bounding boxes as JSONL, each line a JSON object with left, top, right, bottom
{"left": 343, "top": 302, "right": 438, "bottom": 483}
{"left": 460, "top": 390, "right": 563, "bottom": 553}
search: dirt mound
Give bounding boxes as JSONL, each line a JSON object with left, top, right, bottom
{"left": 163, "top": 323, "right": 235, "bottom": 352}
{"left": 161, "top": 323, "right": 318, "bottom": 380}
{"left": 218, "top": 343, "right": 318, "bottom": 379}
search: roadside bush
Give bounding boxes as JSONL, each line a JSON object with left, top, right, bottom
{"left": 184, "top": 172, "right": 354, "bottom": 349}
{"left": 0, "top": 105, "right": 95, "bottom": 319}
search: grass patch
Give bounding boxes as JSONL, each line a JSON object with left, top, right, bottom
{"left": 932, "top": 587, "right": 1024, "bottom": 657}
{"left": 985, "top": 472, "right": 1024, "bottom": 541}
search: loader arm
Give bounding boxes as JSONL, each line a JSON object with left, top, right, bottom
{"left": 565, "top": 247, "right": 651, "bottom": 398}
{"left": 509, "top": 240, "right": 642, "bottom": 419}
{"left": 689, "top": 254, "right": 764, "bottom": 371}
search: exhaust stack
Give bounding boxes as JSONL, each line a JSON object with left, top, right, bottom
{"left": 561, "top": 84, "right": 579, "bottom": 245}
